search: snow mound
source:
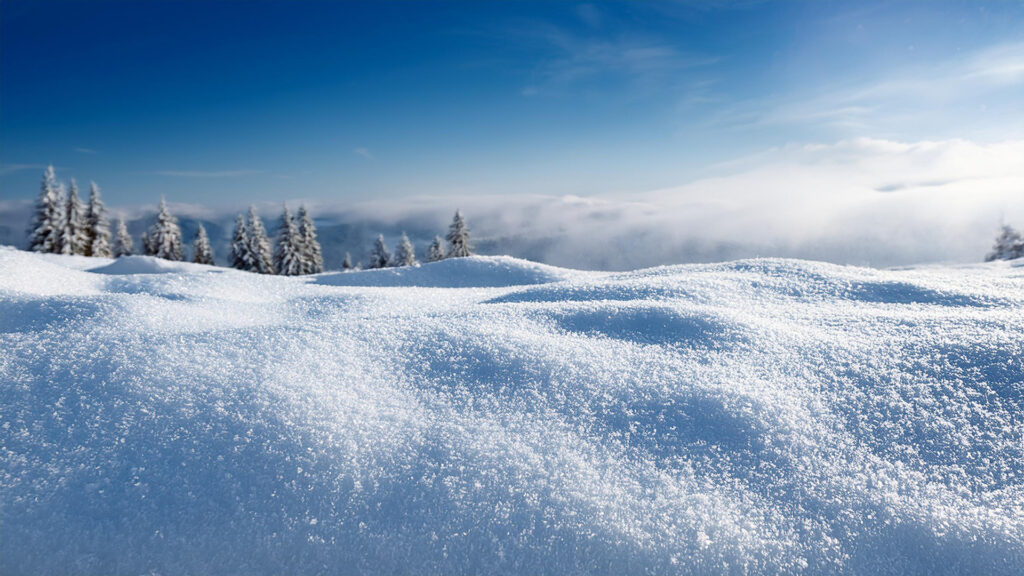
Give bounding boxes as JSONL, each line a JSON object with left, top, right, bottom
{"left": 314, "top": 255, "right": 576, "bottom": 287}
{"left": 0, "top": 246, "right": 105, "bottom": 296}
{"left": 1, "top": 250, "right": 1023, "bottom": 575}
{"left": 88, "top": 255, "right": 218, "bottom": 275}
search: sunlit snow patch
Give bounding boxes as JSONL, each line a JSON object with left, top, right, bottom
{"left": 1, "top": 248, "right": 1022, "bottom": 575}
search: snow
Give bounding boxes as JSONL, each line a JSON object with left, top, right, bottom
{"left": 314, "top": 255, "right": 577, "bottom": 288}
{"left": 1, "top": 246, "right": 1022, "bottom": 574}
{"left": 88, "top": 255, "right": 216, "bottom": 275}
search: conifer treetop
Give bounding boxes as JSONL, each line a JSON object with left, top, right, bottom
{"left": 445, "top": 209, "right": 473, "bottom": 258}
{"left": 28, "top": 165, "right": 65, "bottom": 253}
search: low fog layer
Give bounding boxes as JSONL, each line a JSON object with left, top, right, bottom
{"left": 3, "top": 138, "right": 1022, "bottom": 270}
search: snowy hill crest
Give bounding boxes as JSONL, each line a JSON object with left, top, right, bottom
{"left": 1, "top": 247, "right": 1022, "bottom": 574}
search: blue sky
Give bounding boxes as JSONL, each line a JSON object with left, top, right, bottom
{"left": 2, "top": 0, "right": 1024, "bottom": 207}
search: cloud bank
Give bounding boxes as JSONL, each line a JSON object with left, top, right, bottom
{"left": 2, "top": 138, "right": 1021, "bottom": 270}
{"left": 312, "top": 137, "right": 1023, "bottom": 269}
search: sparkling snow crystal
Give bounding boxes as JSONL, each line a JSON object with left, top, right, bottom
{"left": 0, "top": 247, "right": 1022, "bottom": 574}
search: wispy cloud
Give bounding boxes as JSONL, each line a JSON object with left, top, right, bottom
{"left": 0, "top": 163, "right": 47, "bottom": 176}
{"left": 354, "top": 147, "right": 374, "bottom": 160}
{"left": 153, "top": 169, "right": 263, "bottom": 178}
{"left": 963, "top": 42, "right": 1024, "bottom": 84}
{"left": 74, "top": 147, "right": 99, "bottom": 155}
{"left": 514, "top": 23, "right": 717, "bottom": 97}
{"left": 709, "top": 41, "right": 1024, "bottom": 136}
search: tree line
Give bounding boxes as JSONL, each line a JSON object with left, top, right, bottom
{"left": 28, "top": 165, "right": 113, "bottom": 257}
{"left": 26, "top": 165, "right": 474, "bottom": 273}
{"left": 362, "top": 210, "right": 472, "bottom": 270}
{"left": 225, "top": 205, "right": 322, "bottom": 275}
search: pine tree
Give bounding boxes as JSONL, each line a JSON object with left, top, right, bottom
{"left": 445, "top": 209, "right": 473, "bottom": 258}
{"left": 192, "top": 223, "right": 215, "bottom": 265}
{"left": 342, "top": 251, "right": 353, "bottom": 271}
{"left": 60, "top": 179, "right": 88, "bottom": 255}
{"left": 297, "top": 205, "right": 323, "bottom": 274}
{"left": 84, "top": 182, "right": 111, "bottom": 257}
{"left": 113, "top": 218, "right": 133, "bottom": 257}
{"left": 427, "top": 235, "right": 446, "bottom": 262}
{"left": 274, "top": 206, "right": 304, "bottom": 276}
{"left": 985, "top": 224, "right": 1024, "bottom": 261}
{"left": 146, "top": 197, "right": 184, "bottom": 261}
{"left": 142, "top": 230, "right": 156, "bottom": 256}
{"left": 369, "top": 234, "right": 391, "bottom": 269}
{"left": 28, "top": 165, "right": 65, "bottom": 253}
{"left": 230, "top": 214, "right": 252, "bottom": 271}
{"left": 393, "top": 232, "right": 417, "bottom": 267}
{"left": 247, "top": 206, "right": 275, "bottom": 274}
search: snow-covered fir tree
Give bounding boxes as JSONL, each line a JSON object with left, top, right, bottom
{"left": 247, "top": 206, "right": 275, "bottom": 274}
{"left": 28, "top": 165, "right": 65, "bottom": 253}
{"left": 142, "top": 230, "right": 155, "bottom": 256}
{"left": 113, "top": 218, "right": 133, "bottom": 257}
{"left": 84, "top": 182, "right": 111, "bottom": 257}
{"left": 342, "top": 251, "right": 353, "bottom": 271}
{"left": 393, "top": 232, "right": 417, "bottom": 267}
{"left": 427, "top": 235, "right": 445, "bottom": 262}
{"left": 985, "top": 224, "right": 1024, "bottom": 261}
{"left": 229, "top": 214, "right": 252, "bottom": 270}
{"left": 274, "top": 206, "right": 304, "bottom": 276}
{"left": 192, "top": 223, "right": 215, "bottom": 265}
{"left": 146, "top": 198, "right": 184, "bottom": 261}
{"left": 297, "top": 205, "right": 323, "bottom": 274}
{"left": 445, "top": 209, "right": 473, "bottom": 258}
{"left": 60, "top": 179, "right": 88, "bottom": 255}
{"left": 369, "top": 234, "right": 391, "bottom": 269}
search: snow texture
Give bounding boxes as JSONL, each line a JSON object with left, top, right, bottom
{"left": 1, "top": 247, "right": 1022, "bottom": 575}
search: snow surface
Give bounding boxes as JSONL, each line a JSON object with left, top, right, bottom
{"left": 1, "top": 246, "right": 1022, "bottom": 574}
{"left": 314, "top": 255, "right": 578, "bottom": 288}
{"left": 89, "top": 255, "right": 218, "bottom": 275}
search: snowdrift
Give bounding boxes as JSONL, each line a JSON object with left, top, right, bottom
{"left": 88, "top": 255, "right": 218, "bottom": 276}
{"left": 313, "top": 255, "right": 577, "bottom": 288}
{"left": 1, "top": 247, "right": 1022, "bottom": 575}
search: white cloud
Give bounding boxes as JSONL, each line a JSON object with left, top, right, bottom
{"left": 6, "top": 139, "right": 1019, "bottom": 270}
{"left": 354, "top": 147, "right": 374, "bottom": 161}
{"left": 621, "top": 138, "right": 1024, "bottom": 263}
{"left": 963, "top": 42, "right": 1024, "bottom": 84}
{"left": 315, "top": 137, "right": 1024, "bottom": 269}
{"left": 711, "top": 41, "right": 1024, "bottom": 137}
{"left": 0, "top": 163, "right": 47, "bottom": 176}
